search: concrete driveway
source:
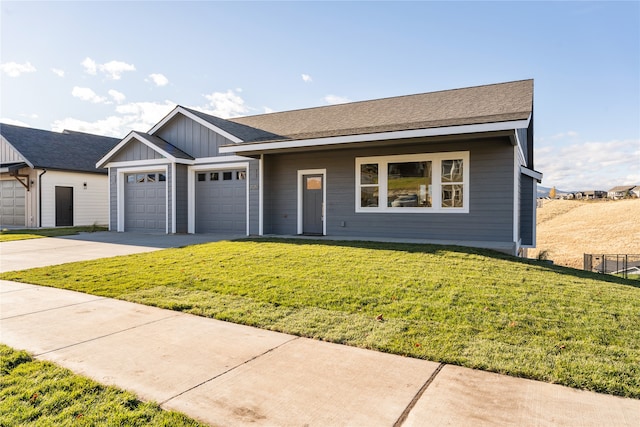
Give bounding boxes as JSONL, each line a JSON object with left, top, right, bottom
{"left": 0, "top": 231, "right": 243, "bottom": 273}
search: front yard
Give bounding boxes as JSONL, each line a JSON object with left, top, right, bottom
{"left": 1, "top": 239, "right": 639, "bottom": 398}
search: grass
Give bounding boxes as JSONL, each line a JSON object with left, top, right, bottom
{"left": 0, "top": 344, "right": 204, "bottom": 426}
{"left": 532, "top": 198, "right": 640, "bottom": 269}
{"left": 1, "top": 239, "right": 639, "bottom": 398}
{"left": 0, "top": 225, "right": 107, "bottom": 242}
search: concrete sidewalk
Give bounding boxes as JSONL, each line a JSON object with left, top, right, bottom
{"left": 2, "top": 280, "right": 638, "bottom": 426}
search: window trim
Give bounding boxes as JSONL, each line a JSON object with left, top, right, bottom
{"left": 355, "top": 151, "right": 469, "bottom": 213}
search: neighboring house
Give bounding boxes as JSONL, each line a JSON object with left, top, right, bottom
{"left": 630, "top": 186, "right": 640, "bottom": 198}
{"left": 98, "top": 79, "right": 541, "bottom": 255}
{"left": 582, "top": 190, "right": 607, "bottom": 199}
{"left": 0, "top": 124, "right": 119, "bottom": 228}
{"left": 607, "top": 185, "right": 634, "bottom": 199}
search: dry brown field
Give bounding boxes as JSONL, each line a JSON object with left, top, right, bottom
{"left": 530, "top": 198, "right": 640, "bottom": 269}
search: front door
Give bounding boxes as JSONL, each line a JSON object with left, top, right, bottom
{"left": 302, "top": 174, "right": 323, "bottom": 235}
{"left": 55, "top": 186, "right": 73, "bottom": 226}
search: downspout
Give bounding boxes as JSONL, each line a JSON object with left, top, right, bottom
{"left": 38, "top": 169, "right": 47, "bottom": 227}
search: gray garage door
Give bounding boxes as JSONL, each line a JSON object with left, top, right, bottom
{"left": 0, "top": 180, "right": 26, "bottom": 227}
{"left": 195, "top": 169, "right": 246, "bottom": 233}
{"left": 124, "top": 172, "right": 166, "bottom": 232}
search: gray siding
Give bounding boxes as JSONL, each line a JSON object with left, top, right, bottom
{"left": 111, "top": 139, "right": 164, "bottom": 162}
{"left": 519, "top": 174, "right": 535, "bottom": 246}
{"left": 248, "top": 160, "right": 259, "bottom": 234}
{"left": 262, "top": 137, "right": 516, "bottom": 244}
{"left": 175, "top": 164, "right": 188, "bottom": 233}
{"left": 156, "top": 115, "right": 236, "bottom": 158}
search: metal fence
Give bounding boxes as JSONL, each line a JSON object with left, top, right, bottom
{"left": 583, "top": 254, "right": 640, "bottom": 279}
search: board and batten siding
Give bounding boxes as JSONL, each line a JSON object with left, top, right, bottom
{"left": 110, "top": 139, "right": 164, "bottom": 163}
{"left": 0, "top": 136, "right": 25, "bottom": 164}
{"left": 155, "top": 114, "right": 237, "bottom": 158}
{"left": 519, "top": 174, "right": 535, "bottom": 246}
{"left": 262, "top": 137, "right": 516, "bottom": 245}
{"left": 40, "top": 170, "right": 108, "bottom": 227}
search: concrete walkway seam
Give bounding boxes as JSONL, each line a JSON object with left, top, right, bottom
{"left": 159, "top": 336, "right": 301, "bottom": 406}
{"left": 0, "top": 296, "right": 107, "bottom": 320}
{"left": 33, "top": 312, "right": 183, "bottom": 357}
{"left": 394, "top": 362, "right": 445, "bottom": 427}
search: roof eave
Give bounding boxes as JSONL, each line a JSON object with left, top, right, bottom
{"left": 219, "top": 118, "right": 531, "bottom": 154}
{"left": 148, "top": 106, "right": 244, "bottom": 143}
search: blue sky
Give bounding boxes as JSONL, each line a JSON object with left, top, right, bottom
{"left": 1, "top": 1, "right": 638, "bottom": 190}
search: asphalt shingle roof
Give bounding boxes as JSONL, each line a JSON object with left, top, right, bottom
{"left": 131, "top": 132, "right": 194, "bottom": 160}
{"left": 180, "top": 107, "right": 283, "bottom": 143}
{"left": 1, "top": 124, "right": 120, "bottom": 173}
{"left": 227, "top": 79, "right": 533, "bottom": 143}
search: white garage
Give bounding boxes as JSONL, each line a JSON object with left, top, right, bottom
{"left": 0, "top": 179, "right": 26, "bottom": 226}
{"left": 124, "top": 172, "right": 167, "bottom": 232}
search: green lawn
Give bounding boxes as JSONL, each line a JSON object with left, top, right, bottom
{"left": 0, "top": 345, "right": 204, "bottom": 426}
{"left": 0, "top": 226, "right": 107, "bottom": 242}
{"left": 2, "top": 239, "right": 639, "bottom": 398}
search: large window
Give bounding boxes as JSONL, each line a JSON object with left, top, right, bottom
{"left": 355, "top": 152, "right": 469, "bottom": 213}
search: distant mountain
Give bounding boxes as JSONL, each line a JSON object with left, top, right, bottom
{"left": 537, "top": 185, "right": 574, "bottom": 198}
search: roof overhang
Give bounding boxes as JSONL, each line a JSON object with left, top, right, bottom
{"left": 520, "top": 166, "right": 543, "bottom": 183}
{"left": 0, "top": 162, "right": 29, "bottom": 174}
{"left": 219, "top": 117, "right": 531, "bottom": 155}
{"left": 148, "top": 106, "right": 243, "bottom": 143}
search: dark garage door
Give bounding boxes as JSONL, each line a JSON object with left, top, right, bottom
{"left": 125, "top": 172, "right": 166, "bottom": 232}
{"left": 0, "top": 180, "right": 26, "bottom": 227}
{"left": 195, "top": 169, "right": 246, "bottom": 233}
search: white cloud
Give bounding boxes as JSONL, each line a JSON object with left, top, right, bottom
{"left": 302, "top": 74, "right": 312, "bottom": 83}
{"left": 1, "top": 118, "right": 30, "bottom": 127}
{"left": 51, "top": 68, "right": 65, "bottom": 77}
{"left": 72, "top": 86, "right": 107, "bottom": 104}
{"left": 201, "top": 89, "right": 248, "bottom": 118}
{"left": 536, "top": 137, "right": 640, "bottom": 190}
{"left": 51, "top": 100, "right": 176, "bottom": 137}
{"left": 82, "top": 57, "right": 97, "bottom": 75}
{"left": 263, "top": 107, "right": 275, "bottom": 114}
{"left": 100, "top": 60, "right": 136, "bottom": 80}
{"left": 0, "top": 61, "right": 36, "bottom": 77}
{"left": 108, "top": 89, "right": 126, "bottom": 103}
{"left": 148, "top": 73, "right": 169, "bottom": 87}
{"left": 81, "top": 57, "right": 135, "bottom": 79}
{"left": 324, "top": 94, "right": 351, "bottom": 105}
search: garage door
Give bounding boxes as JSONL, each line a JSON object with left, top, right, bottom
{"left": 0, "top": 180, "right": 26, "bottom": 227}
{"left": 195, "top": 169, "right": 246, "bottom": 233}
{"left": 124, "top": 172, "right": 166, "bottom": 232}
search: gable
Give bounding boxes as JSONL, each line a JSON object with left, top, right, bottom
{"left": 154, "top": 113, "right": 239, "bottom": 158}
{"left": 0, "top": 135, "right": 28, "bottom": 166}
{"left": 109, "top": 138, "right": 166, "bottom": 163}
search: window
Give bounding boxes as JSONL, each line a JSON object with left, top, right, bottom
{"left": 147, "top": 173, "right": 156, "bottom": 183}
{"left": 136, "top": 174, "right": 145, "bottom": 183}
{"left": 223, "top": 171, "right": 233, "bottom": 180}
{"left": 237, "top": 171, "right": 246, "bottom": 180}
{"left": 197, "top": 173, "right": 206, "bottom": 182}
{"left": 355, "top": 152, "right": 469, "bottom": 213}
{"left": 158, "top": 173, "right": 166, "bottom": 182}
{"left": 211, "top": 172, "right": 219, "bottom": 181}
{"left": 126, "top": 174, "right": 135, "bottom": 183}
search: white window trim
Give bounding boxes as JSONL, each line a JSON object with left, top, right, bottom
{"left": 187, "top": 162, "right": 250, "bottom": 235}
{"left": 297, "top": 169, "right": 327, "bottom": 235}
{"left": 116, "top": 165, "right": 169, "bottom": 233}
{"left": 355, "top": 152, "right": 469, "bottom": 213}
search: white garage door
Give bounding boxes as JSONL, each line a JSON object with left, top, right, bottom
{"left": 124, "top": 172, "right": 166, "bottom": 232}
{"left": 0, "top": 180, "right": 26, "bottom": 227}
{"left": 195, "top": 169, "right": 246, "bottom": 233}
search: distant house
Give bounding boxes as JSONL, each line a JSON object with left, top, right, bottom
{"left": 607, "top": 185, "right": 635, "bottom": 199}
{"left": 0, "top": 124, "right": 119, "bottom": 228}
{"left": 582, "top": 190, "right": 607, "bottom": 199}
{"left": 98, "top": 79, "right": 542, "bottom": 256}
{"left": 630, "top": 186, "right": 640, "bottom": 198}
